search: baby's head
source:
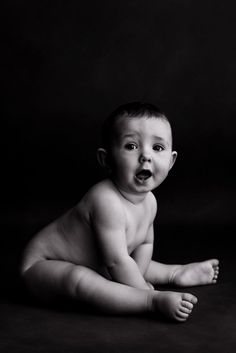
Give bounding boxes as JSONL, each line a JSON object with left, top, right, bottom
{"left": 101, "top": 102, "right": 172, "bottom": 151}
{"left": 98, "top": 102, "right": 177, "bottom": 196}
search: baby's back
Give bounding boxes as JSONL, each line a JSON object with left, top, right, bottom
{"left": 21, "top": 197, "right": 103, "bottom": 274}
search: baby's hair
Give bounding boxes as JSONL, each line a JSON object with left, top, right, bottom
{"left": 101, "top": 101, "right": 169, "bottom": 150}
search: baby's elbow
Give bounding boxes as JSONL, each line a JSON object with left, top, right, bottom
{"left": 105, "top": 254, "right": 130, "bottom": 272}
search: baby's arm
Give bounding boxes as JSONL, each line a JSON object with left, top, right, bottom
{"left": 131, "top": 193, "right": 156, "bottom": 281}
{"left": 91, "top": 195, "right": 150, "bottom": 290}
{"left": 131, "top": 224, "right": 154, "bottom": 277}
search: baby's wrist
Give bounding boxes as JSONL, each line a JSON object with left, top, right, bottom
{"left": 168, "top": 265, "right": 181, "bottom": 285}
{"left": 146, "top": 289, "right": 156, "bottom": 312}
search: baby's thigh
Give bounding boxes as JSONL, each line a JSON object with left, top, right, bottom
{"left": 22, "top": 259, "right": 111, "bottom": 303}
{"left": 22, "top": 259, "right": 84, "bottom": 299}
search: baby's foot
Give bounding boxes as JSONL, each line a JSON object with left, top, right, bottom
{"left": 170, "top": 259, "right": 219, "bottom": 287}
{"left": 152, "top": 291, "right": 198, "bottom": 322}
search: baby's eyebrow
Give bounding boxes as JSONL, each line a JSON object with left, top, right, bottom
{"left": 122, "top": 132, "right": 139, "bottom": 139}
{"left": 152, "top": 136, "right": 168, "bottom": 144}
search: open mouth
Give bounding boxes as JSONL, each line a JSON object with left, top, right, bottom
{"left": 135, "top": 169, "right": 153, "bottom": 182}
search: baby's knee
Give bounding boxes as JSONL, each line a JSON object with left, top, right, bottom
{"left": 62, "top": 265, "right": 88, "bottom": 298}
{"left": 63, "top": 265, "right": 103, "bottom": 300}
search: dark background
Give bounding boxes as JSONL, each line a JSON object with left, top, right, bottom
{"left": 2, "top": 0, "right": 236, "bottom": 255}
{"left": 1, "top": 3, "right": 236, "bottom": 352}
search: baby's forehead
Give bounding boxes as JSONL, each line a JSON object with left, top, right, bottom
{"left": 115, "top": 116, "right": 172, "bottom": 139}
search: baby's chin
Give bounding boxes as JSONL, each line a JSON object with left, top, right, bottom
{"left": 129, "top": 181, "right": 157, "bottom": 195}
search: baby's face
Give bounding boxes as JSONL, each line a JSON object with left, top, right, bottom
{"left": 110, "top": 116, "right": 177, "bottom": 195}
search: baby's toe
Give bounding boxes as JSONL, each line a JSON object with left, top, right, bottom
{"left": 182, "top": 300, "right": 193, "bottom": 310}
{"left": 213, "top": 268, "right": 219, "bottom": 282}
{"left": 179, "top": 306, "right": 192, "bottom": 314}
{"left": 210, "top": 259, "right": 219, "bottom": 268}
{"left": 182, "top": 293, "right": 198, "bottom": 305}
{"left": 176, "top": 311, "right": 189, "bottom": 321}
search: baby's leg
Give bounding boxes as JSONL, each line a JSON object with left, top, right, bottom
{"left": 22, "top": 260, "right": 197, "bottom": 321}
{"left": 145, "top": 259, "right": 219, "bottom": 287}
{"left": 22, "top": 260, "right": 151, "bottom": 313}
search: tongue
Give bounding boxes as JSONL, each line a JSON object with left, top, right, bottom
{"left": 136, "top": 170, "right": 151, "bottom": 180}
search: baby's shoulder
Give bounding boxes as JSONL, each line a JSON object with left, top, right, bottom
{"left": 81, "top": 179, "right": 124, "bottom": 213}
{"left": 146, "top": 192, "right": 157, "bottom": 217}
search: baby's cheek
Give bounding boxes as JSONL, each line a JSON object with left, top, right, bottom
{"left": 154, "top": 168, "right": 169, "bottom": 183}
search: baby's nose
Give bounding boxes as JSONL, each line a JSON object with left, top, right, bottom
{"left": 139, "top": 152, "right": 152, "bottom": 163}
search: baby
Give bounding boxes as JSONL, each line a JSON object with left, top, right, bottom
{"left": 21, "top": 102, "right": 219, "bottom": 322}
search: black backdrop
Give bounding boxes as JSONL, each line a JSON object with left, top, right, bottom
{"left": 2, "top": 0, "right": 236, "bottom": 246}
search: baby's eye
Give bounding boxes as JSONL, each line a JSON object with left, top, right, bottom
{"left": 124, "top": 143, "right": 138, "bottom": 150}
{"left": 153, "top": 144, "right": 164, "bottom": 152}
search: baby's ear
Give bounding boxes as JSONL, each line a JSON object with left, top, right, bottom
{"left": 97, "top": 148, "right": 109, "bottom": 169}
{"left": 169, "top": 151, "right": 178, "bottom": 170}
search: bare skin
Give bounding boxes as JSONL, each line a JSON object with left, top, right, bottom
{"left": 21, "top": 117, "right": 219, "bottom": 322}
{"left": 145, "top": 260, "right": 219, "bottom": 287}
{"left": 170, "top": 259, "right": 219, "bottom": 287}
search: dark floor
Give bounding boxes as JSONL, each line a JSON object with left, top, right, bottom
{"left": 1, "top": 224, "right": 236, "bottom": 353}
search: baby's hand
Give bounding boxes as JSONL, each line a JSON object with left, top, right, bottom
{"left": 146, "top": 282, "right": 155, "bottom": 290}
